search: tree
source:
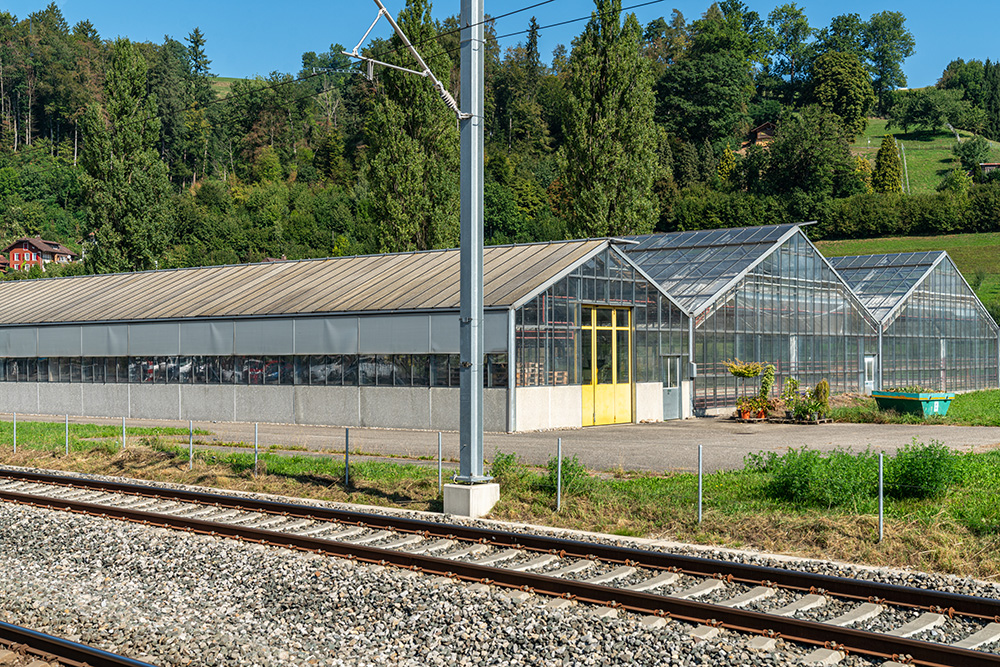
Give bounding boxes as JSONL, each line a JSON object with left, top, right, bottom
{"left": 872, "top": 135, "right": 903, "bottom": 194}
{"left": 767, "top": 3, "right": 813, "bottom": 88}
{"left": 953, "top": 136, "right": 990, "bottom": 173}
{"left": 863, "top": 11, "right": 915, "bottom": 115}
{"left": 888, "top": 88, "right": 968, "bottom": 133}
{"left": 655, "top": 50, "right": 753, "bottom": 145}
{"left": 938, "top": 59, "right": 986, "bottom": 106}
{"left": 813, "top": 13, "right": 866, "bottom": 58}
{"left": 983, "top": 61, "right": 1000, "bottom": 141}
{"left": 362, "top": 0, "right": 459, "bottom": 251}
{"left": 812, "top": 51, "right": 875, "bottom": 138}
{"left": 642, "top": 10, "right": 687, "bottom": 76}
{"left": 560, "top": 0, "right": 658, "bottom": 237}
{"left": 765, "top": 106, "right": 862, "bottom": 199}
{"left": 80, "top": 38, "right": 172, "bottom": 273}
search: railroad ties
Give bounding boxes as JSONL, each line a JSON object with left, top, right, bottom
{"left": 2, "top": 470, "right": 1000, "bottom": 666}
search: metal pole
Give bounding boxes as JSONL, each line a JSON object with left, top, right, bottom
{"left": 437, "top": 432, "right": 443, "bottom": 494}
{"left": 189, "top": 420, "right": 193, "bottom": 471}
{"left": 253, "top": 423, "right": 258, "bottom": 477}
{"left": 344, "top": 427, "right": 350, "bottom": 489}
{"left": 121, "top": 416, "right": 125, "bottom": 450}
{"left": 698, "top": 445, "right": 704, "bottom": 524}
{"left": 12, "top": 412, "right": 15, "bottom": 454}
{"left": 456, "top": 0, "right": 488, "bottom": 485}
{"left": 878, "top": 452, "right": 884, "bottom": 543}
{"left": 65, "top": 415, "right": 69, "bottom": 456}
{"left": 556, "top": 438, "right": 562, "bottom": 511}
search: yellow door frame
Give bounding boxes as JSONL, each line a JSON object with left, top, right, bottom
{"left": 581, "top": 306, "right": 632, "bottom": 426}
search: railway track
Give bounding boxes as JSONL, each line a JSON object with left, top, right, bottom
{"left": 0, "top": 619, "right": 156, "bottom": 667}
{"left": 1, "top": 467, "right": 999, "bottom": 667}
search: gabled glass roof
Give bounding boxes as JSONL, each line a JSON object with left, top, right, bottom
{"left": 622, "top": 224, "right": 801, "bottom": 312}
{"left": 829, "top": 252, "right": 944, "bottom": 322}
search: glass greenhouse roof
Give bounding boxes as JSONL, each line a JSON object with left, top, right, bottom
{"left": 829, "top": 252, "right": 944, "bottom": 322}
{"left": 622, "top": 224, "right": 802, "bottom": 313}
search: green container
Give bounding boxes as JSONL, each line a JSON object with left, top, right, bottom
{"left": 871, "top": 391, "right": 955, "bottom": 417}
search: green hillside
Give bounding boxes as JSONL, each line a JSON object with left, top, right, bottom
{"left": 816, "top": 232, "right": 1000, "bottom": 308}
{"left": 209, "top": 76, "right": 241, "bottom": 98}
{"left": 852, "top": 119, "right": 1000, "bottom": 194}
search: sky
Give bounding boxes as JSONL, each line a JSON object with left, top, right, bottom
{"left": 5, "top": 0, "right": 999, "bottom": 89}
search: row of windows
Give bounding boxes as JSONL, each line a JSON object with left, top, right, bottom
{"left": 0, "top": 354, "right": 510, "bottom": 388}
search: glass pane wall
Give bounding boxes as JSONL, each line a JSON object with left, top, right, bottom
{"left": 882, "top": 260, "right": 999, "bottom": 391}
{"left": 693, "top": 233, "right": 877, "bottom": 410}
{"left": 514, "top": 247, "right": 689, "bottom": 387}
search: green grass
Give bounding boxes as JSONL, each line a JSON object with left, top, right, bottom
{"left": 815, "top": 231, "right": 1000, "bottom": 306}
{"left": 852, "top": 118, "right": 1000, "bottom": 194}
{"left": 831, "top": 389, "right": 1000, "bottom": 427}
{"left": 0, "top": 421, "right": 195, "bottom": 450}
{"left": 209, "top": 76, "right": 242, "bottom": 98}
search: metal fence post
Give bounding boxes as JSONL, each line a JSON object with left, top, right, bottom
{"left": 65, "top": 415, "right": 69, "bottom": 456}
{"left": 437, "top": 432, "right": 443, "bottom": 494}
{"left": 189, "top": 420, "right": 194, "bottom": 471}
{"left": 698, "top": 444, "right": 704, "bottom": 524}
{"left": 12, "top": 412, "right": 16, "bottom": 454}
{"left": 556, "top": 437, "right": 562, "bottom": 511}
{"left": 344, "top": 427, "right": 350, "bottom": 489}
{"left": 878, "top": 452, "right": 884, "bottom": 543}
{"left": 121, "top": 416, "right": 126, "bottom": 450}
{"left": 253, "top": 423, "right": 259, "bottom": 477}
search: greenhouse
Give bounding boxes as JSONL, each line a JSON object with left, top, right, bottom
{"left": 623, "top": 224, "right": 880, "bottom": 412}
{"left": 0, "top": 238, "right": 691, "bottom": 431}
{"left": 830, "top": 252, "right": 1000, "bottom": 392}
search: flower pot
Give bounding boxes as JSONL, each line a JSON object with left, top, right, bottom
{"left": 757, "top": 409, "right": 767, "bottom": 418}
{"left": 785, "top": 410, "right": 793, "bottom": 419}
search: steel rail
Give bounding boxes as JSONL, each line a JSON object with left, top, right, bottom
{"left": 2, "top": 468, "right": 999, "bottom": 620}
{"left": 0, "top": 620, "right": 156, "bottom": 667}
{"left": 1, "top": 486, "right": 998, "bottom": 667}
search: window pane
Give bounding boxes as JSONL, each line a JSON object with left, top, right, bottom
{"left": 26, "top": 358, "right": 37, "bottom": 382}
{"left": 393, "top": 355, "right": 411, "bottom": 387}
{"left": 220, "top": 357, "right": 237, "bottom": 384}
{"left": 359, "top": 355, "right": 376, "bottom": 386}
{"left": 37, "top": 358, "right": 48, "bottom": 383}
{"left": 294, "top": 356, "right": 309, "bottom": 385}
{"left": 70, "top": 357, "right": 82, "bottom": 383}
{"left": 489, "top": 354, "right": 508, "bottom": 388}
{"left": 617, "top": 329, "right": 630, "bottom": 384}
{"left": 263, "top": 357, "right": 280, "bottom": 385}
{"left": 327, "top": 355, "right": 345, "bottom": 386}
{"left": 581, "top": 329, "right": 592, "bottom": 385}
{"left": 375, "top": 355, "right": 394, "bottom": 386}
{"left": 449, "top": 354, "right": 461, "bottom": 387}
{"left": 411, "top": 355, "right": 430, "bottom": 387}
{"left": 245, "top": 357, "right": 264, "bottom": 385}
{"left": 177, "top": 357, "right": 191, "bottom": 384}
{"left": 596, "top": 309, "right": 612, "bottom": 327}
{"left": 596, "top": 330, "right": 613, "bottom": 384}
{"left": 431, "top": 355, "right": 449, "bottom": 387}
{"left": 343, "top": 355, "right": 358, "bottom": 385}
{"left": 279, "top": 356, "right": 294, "bottom": 385}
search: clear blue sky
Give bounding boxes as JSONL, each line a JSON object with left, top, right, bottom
{"left": 7, "top": 0, "right": 998, "bottom": 89}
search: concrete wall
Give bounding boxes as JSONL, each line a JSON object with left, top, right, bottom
{"left": 1, "top": 382, "right": 510, "bottom": 432}
{"left": 513, "top": 385, "right": 583, "bottom": 431}
{"left": 635, "top": 382, "right": 663, "bottom": 423}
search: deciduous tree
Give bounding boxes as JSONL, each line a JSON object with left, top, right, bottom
{"left": 812, "top": 51, "right": 875, "bottom": 138}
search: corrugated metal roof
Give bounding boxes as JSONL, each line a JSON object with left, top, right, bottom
{"left": 829, "top": 252, "right": 944, "bottom": 322}
{"left": 0, "top": 239, "right": 607, "bottom": 325}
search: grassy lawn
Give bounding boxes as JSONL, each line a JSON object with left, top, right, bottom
{"left": 831, "top": 389, "right": 1000, "bottom": 427}
{"left": 814, "top": 232, "right": 1000, "bottom": 307}
{"left": 209, "top": 76, "right": 242, "bottom": 98}
{"left": 852, "top": 118, "right": 1000, "bottom": 195}
{"left": 2, "top": 421, "right": 1000, "bottom": 579}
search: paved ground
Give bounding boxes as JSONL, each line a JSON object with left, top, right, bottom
{"left": 4, "top": 412, "right": 1000, "bottom": 473}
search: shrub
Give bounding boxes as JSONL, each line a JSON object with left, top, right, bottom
{"left": 885, "top": 439, "right": 958, "bottom": 499}
{"left": 765, "top": 447, "right": 877, "bottom": 508}
{"left": 812, "top": 379, "right": 830, "bottom": 414}
{"left": 546, "top": 454, "right": 588, "bottom": 494}
{"left": 490, "top": 451, "right": 529, "bottom": 486}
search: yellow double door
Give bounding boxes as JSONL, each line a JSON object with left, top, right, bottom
{"left": 581, "top": 306, "right": 632, "bottom": 426}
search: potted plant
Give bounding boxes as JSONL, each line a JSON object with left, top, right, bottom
{"left": 735, "top": 396, "right": 754, "bottom": 420}
{"left": 780, "top": 377, "right": 800, "bottom": 419}
{"left": 812, "top": 379, "right": 830, "bottom": 419}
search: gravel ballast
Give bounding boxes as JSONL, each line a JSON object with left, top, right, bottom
{"left": 2, "top": 466, "right": 998, "bottom": 665}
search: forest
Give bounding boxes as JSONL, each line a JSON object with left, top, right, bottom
{"left": 1, "top": 0, "right": 1000, "bottom": 279}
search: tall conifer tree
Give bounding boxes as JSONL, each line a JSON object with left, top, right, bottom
{"left": 560, "top": 0, "right": 658, "bottom": 237}
{"left": 872, "top": 134, "right": 903, "bottom": 194}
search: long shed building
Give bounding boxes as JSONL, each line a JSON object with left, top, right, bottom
{"left": 0, "top": 239, "right": 692, "bottom": 431}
